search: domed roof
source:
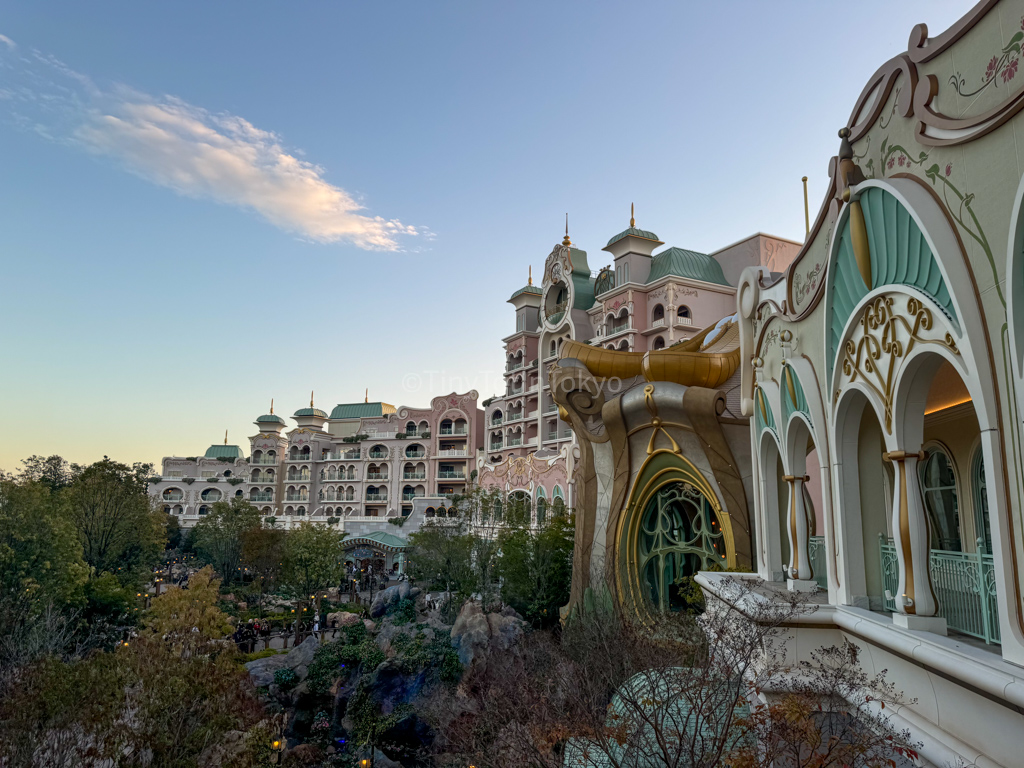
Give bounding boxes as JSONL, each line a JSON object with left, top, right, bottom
{"left": 509, "top": 284, "right": 542, "bottom": 300}
{"left": 204, "top": 444, "right": 244, "bottom": 459}
{"left": 605, "top": 226, "right": 661, "bottom": 248}
{"left": 256, "top": 413, "right": 285, "bottom": 424}
{"left": 293, "top": 407, "right": 328, "bottom": 418}
{"left": 648, "top": 247, "right": 729, "bottom": 286}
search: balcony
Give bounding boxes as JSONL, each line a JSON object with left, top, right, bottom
{"left": 366, "top": 473, "right": 387, "bottom": 481}
{"left": 489, "top": 444, "right": 503, "bottom": 452}
{"left": 251, "top": 457, "right": 278, "bottom": 465}
{"left": 365, "top": 494, "right": 387, "bottom": 502}
{"left": 321, "top": 473, "right": 345, "bottom": 481}
{"left": 438, "top": 472, "right": 467, "bottom": 481}
{"left": 405, "top": 451, "right": 426, "bottom": 459}
{"left": 343, "top": 450, "right": 362, "bottom": 460}
{"left": 284, "top": 494, "right": 309, "bottom": 502}
{"left": 403, "top": 472, "right": 426, "bottom": 480}
{"left": 673, "top": 316, "right": 693, "bottom": 328}
{"left": 402, "top": 492, "right": 425, "bottom": 501}
{"left": 250, "top": 476, "right": 274, "bottom": 484}
{"left": 506, "top": 437, "right": 522, "bottom": 447}
{"left": 368, "top": 432, "right": 398, "bottom": 440}
{"left": 439, "top": 427, "right": 468, "bottom": 436}
{"left": 490, "top": 417, "right": 503, "bottom": 426}
{"left": 286, "top": 475, "right": 311, "bottom": 482}
{"left": 505, "top": 412, "right": 524, "bottom": 423}
{"left": 545, "top": 403, "right": 557, "bottom": 413}
{"left": 651, "top": 317, "right": 666, "bottom": 328}
{"left": 608, "top": 322, "right": 631, "bottom": 336}
{"left": 437, "top": 449, "right": 467, "bottom": 457}
{"left": 506, "top": 361, "right": 524, "bottom": 372}
{"left": 162, "top": 493, "right": 184, "bottom": 502}
{"left": 545, "top": 300, "right": 568, "bottom": 324}
{"left": 507, "top": 387, "right": 524, "bottom": 396}
{"left": 321, "top": 453, "right": 344, "bottom": 461}
{"left": 320, "top": 493, "right": 343, "bottom": 502}
{"left": 286, "top": 455, "right": 313, "bottom": 463}
{"left": 878, "top": 536, "right": 1000, "bottom": 644}
{"left": 368, "top": 451, "right": 388, "bottom": 460}
{"left": 250, "top": 492, "right": 273, "bottom": 502}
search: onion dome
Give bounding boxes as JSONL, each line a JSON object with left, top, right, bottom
{"left": 257, "top": 398, "right": 285, "bottom": 424}
{"left": 294, "top": 391, "right": 328, "bottom": 419}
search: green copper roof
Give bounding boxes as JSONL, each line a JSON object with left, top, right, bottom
{"left": 204, "top": 445, "right": 245, "bottom": 459}
{"left": 330, "top": 402, "right": 387, "bottom": 420}
{"left": 345, "top": 529, "right": 408, "bottom": 550}
{"left": 605, "top": 227, "right": 661, "bottom": 247}
{"left": 256, "top": 413, "right": 285, "bottom": 424}
{"left": 648, "top": 247, "right": 730, "bottom": 286}
{"left": 293, "top": 407, "right": 328, "bottom": 418}
{"left": 509, "top": 284, "right": 542, "bottom": 300}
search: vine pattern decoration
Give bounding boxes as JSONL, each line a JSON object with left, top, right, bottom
{"left": 948, "top": 21, "right": 1024, "bottom": 98}
{"left": 837, "top": 295, "right": 960, "bottom": 433}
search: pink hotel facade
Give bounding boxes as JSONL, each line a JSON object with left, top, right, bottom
{"left": 150, "top": 213, "right": 802, "bottom": 531}
{"left": 475, "top": 215, "right": 804, "bottom": 520}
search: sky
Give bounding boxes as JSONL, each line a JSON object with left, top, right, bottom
{"left": 0, "top": 1, "right": 970, "bottom": 471}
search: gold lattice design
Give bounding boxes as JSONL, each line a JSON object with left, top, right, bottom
{"left": 836, "top": 295, "right": 959, "bottom": 432}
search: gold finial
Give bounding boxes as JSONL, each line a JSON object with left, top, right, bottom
{"left": 630, "top": 202, "right": 635, "bottom": 228}
{"left": 224, "top": 429, "right": 228, "bottom": 445}
{"left": 562, "top": 214, "right": 571, "bottom": 247}
{"left": 365, "top": 388, "right": 368, "bottom": 404}
{"left": 270, "top": 398, "right": 274, "bottom": 415}
{"left": 528, "top": 265, "right": 532, "bottom": 286}
{"left": 310, "top": 390, "right": 314, "bottom": 407}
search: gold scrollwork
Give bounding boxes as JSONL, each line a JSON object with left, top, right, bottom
{"left": 839, "top": 295, "right": 959, "bottom": 432}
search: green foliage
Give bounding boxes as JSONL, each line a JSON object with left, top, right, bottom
{"left": 192, "top": 497, "right": 263, "bottom": 585}
{"left": 183, "top": 477, "right": 196, "bottom": 485}
{"left": 227, "top": 478, "right": 245, "bottom": 486}
{"left": 388, "top": 598, "right": 417, "bottom": 625}
{"left": 496, "top": 511, "right": 575, "bottom": 628}
{"left": 237, "top": 648, "right": 281, "bottom": 664}
{"left": 274, "top": 667, "right": 299, "bottom": 690}
{"left": 281, "top": 522, "right": 347, "bottom": 610}
{"left": 390, "top": 629, "right": 463, "bottom": 686}
{"left": 206, "top": 477, "right": 220, "bottom": 483}
{"left": 165, "top": 514, "right": 182, "bottom": 550}
{"left": 387, "top": 514, "right": 408, "bottom": 527}
{"left": 305, "top": 625, "right": 383, "bottom": 696}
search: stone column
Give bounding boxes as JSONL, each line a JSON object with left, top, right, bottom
{"left": 884, "top": 449, "right": 946, "bottom": 633}
{"left": 783, "top": 474, "right": 816, "bottom": 591}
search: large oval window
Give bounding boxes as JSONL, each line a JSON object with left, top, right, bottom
{"left": 637, "top": 482, "right": 725, "bottom": 612}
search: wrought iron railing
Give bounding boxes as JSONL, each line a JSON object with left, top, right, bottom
{"left": 878, "top": 536, "right": 999, "bottom": 644}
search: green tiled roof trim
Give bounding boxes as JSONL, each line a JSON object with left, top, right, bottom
{"left": 345, "top": 530, "right": 408, "bottom": 550}
{"left": 329, "top": 402, "right": 386, "bottom": 420}
{"left": 605, "top": 227, "right": 660, "bottom": 247}
{"left": 648, "top": 247, "right": 729, "bottom": 286}
{"left": 509, "top": 284, "right": 543, "bottom": 300}
{"left": 293, "top": 407, "right": 328, "bottom": 418}
{"left": 256, "top": 414, "right": 285, "bottom": 424}
{"left": 204, "top": 445, "right": 245, "bottom": 459}
{"left": 567, "top": 247, "right": 595, "bottom": 311}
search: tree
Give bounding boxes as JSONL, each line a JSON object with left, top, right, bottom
{"left": 64, "top": 458, "right": 165, "bottom": 582}
{"left": 240, "top": 524, "right": 286, "bottom": 617}
{"left": 145, "top": 566, "right": 232, "bottom": 656}
{"left": 496, "top": 508, "right": 574, "bottom": 627}
{"left": 15, "top": 454, "right": 80, "bottom": 493}
{"left": 407, "top": 514, "right": 476, "bottom": 621}
{"left": 281, "top": 522, "right": 346, "bottom": 633}
{"left": 191, "top": 497, "right": 262, "bottom": 586}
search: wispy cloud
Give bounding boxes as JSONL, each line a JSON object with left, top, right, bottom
{"left": 0, "top": 34, "right": 420, "bottom": 250}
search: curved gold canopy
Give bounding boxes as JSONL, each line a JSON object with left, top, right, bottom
{"left": 559, "top": 326, "right": 740, "bottom": 389}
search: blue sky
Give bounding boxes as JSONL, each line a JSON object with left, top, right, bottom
{"left": 0, "top": 1, "right": 968, "bottom": 470}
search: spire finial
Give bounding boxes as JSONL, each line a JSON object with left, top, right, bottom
{"left": 365, "top": 388, "right": 368, "bottom": 404}
{"left": 562, "top": 213, "right": 571, "bottom": 247}
{"left": 310, "top": 390, "right": 314, "bottom": 408}
{"left": 224, "top": 429, "right": 228, "bottom": 445}
{"left": 630, "top": 202, "right": 635, "bottom": 228}
{"left": 270, "top": 398, "right": 274, "bottom": 415}
{"left": 528, "top": 265, "right": 533, "bottom": 285}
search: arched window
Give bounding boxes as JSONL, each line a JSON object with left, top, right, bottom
{"left": 536, "top": 487, "right": 547, "bottom": 526}
{"left": 971, "top": 448, "right": 992, "bottom": 554}
{"left": 677, "top": 305, "right": 691, "bottom": 319}
{"left": 425, "top": 506, "right": 436, "bottom": 518}
{"left": 162, "top": 487, "right": 184, "bottom": 501}
{"left": 652, "top": 304, "right": 665, "bottom": 322}
{"left": 200, "top": 488, "right": 222, "bottom": 503}
{"left": 652, "top": 336, "right": 666, "bottom": 350}
{"left": 406, "top": 443, "right": 425, "bottom": 458}
{"left": 406, "top": 421, "right": 416, "bottom": 435}
{"left": 493, "top": 498, "right": 503, "bottom": 523}
{"left": 198, "top": 505, "right": 209, "bottom": 515}
{"left": 920, "top": 447, "right": 962, "bottom": 551}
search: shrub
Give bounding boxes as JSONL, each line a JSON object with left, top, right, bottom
{"left": 273, "top": 667, "right": 298, "bottom": 691}
{"left": 237, "top": 648, "right": 281, "bottom": 664}
{"left": 388, "top": 598, "right": 416, "bottom": 625}
{"left": 183, "top": 477, "right": 196, "bottom": 485}
{"left": 227, "top": 478, "right": 245, "bottom": 486}
{"left": 305, "top": 627, "right": 382, "bottom": 696}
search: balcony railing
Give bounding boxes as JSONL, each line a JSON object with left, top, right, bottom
{"left": 506, "top": 437, "right": 522, "bottom": 447}
{"left": 368, "top": 432, "right": 398, "bottom": 440}
{"left": 438, "top": 471, "right": 466, "bottom": 479}
{"left": 321, "top": 473, "right": 345, "bottom": 481}
{"left": 402, "top": 492, "right": 425, "bottom": 501}
{"left": 403, "top": 472, "right": 426, "bottom": 480}
{"left": 343, "top": 450, "right": 361, "bottom": 459}
{"left": 506, "top": 361, "right": 524, "bottom": 372}
{"left": 674, "top": 316, "right": 693, "bottom": 327}
{"left": 286, "top": 475, "right": 311, "bottom": 482}
{"left": 250, "top": 476, "right": 274, "bottom": 484}
{"left": 545, "top": 403, "right": 557, "bottom": 412}
{"left": 437, "top": 449, "right": 467, "bottom": 457}
{"left": 609, "top": 322, "right": 631, "bottom": 335}
{"left": 439, "top": 427, "right": 468, "bottom": 435}
{"left": 286, "top": 456, "right": 313, "bottom": 462}
{"left": 507, "top": 387, "right": 524, "bottom": 396}
{"left": 365, "top": 494, "right": 386, "bottom": 502}
{"left": 652, "top": 317, "right": 666, "bottom": 327}
{"left": 506, "top": 412, "right": 524, "bottom": 423}
{"left": 368, "top": 451, "right": 388, "bottom": 459}
{"left": 285, "top": 494, "right": 309, "bottom": 502}
{"left": 491, "top": 418, "right": 503, "bottom": 426}
{"left": 320, "top": 493, "right": 343, "bottom": 502}
{"left": 321, "top": 453, "right": 345, "bottom": 461}
{"left": 162, "top": 494, "right": 184, "bottom": 502}
{"left": 250, "top": 492, "right": 273, "bottom": 502}
{"left": 250, "top": 457, "right": 278, "bottom": 465}
{"left": 366, "top": 473, "right": 387, "bottom": 480}
{"left": 545, "top": 300, "right": 568, "bottom": 324}
{"left": 878, "top": 536, "right": 1000, "bottom": 644}
{"left": 405, "top": 451, "right": 426, "bottom": 459}
{"left": 808, "top": 536, "right": 827, "bottom": 590}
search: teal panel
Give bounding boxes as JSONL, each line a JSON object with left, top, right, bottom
{"left": 781, "top": 365, "right": 810, "bottom": 428}
{"left": 828, "top": 187, "right": 959, "bottom": 373}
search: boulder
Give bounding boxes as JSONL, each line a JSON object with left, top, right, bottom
{"left": 363, "top": 619, "right": 377, "bottom": 632}
{"left": 326, "top": 611, "right": 362, "bottom": 628}
{"left": 450, "top": 601, "right": 525, "bottom": 667}
{"left": 245, "top": 634, "right": 319, "bottom": 687}
{"left": 368, "top": 580, "right": 423, "bottom": 618}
